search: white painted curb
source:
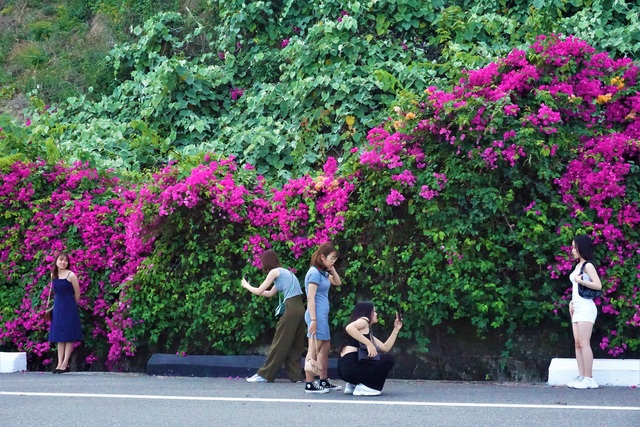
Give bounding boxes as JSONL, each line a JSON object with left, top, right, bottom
{"left": 548, "top": 358, "right": 640, "bottom": 387}
{"left": 0, "top": 352, "right": 27, "bottom": 373}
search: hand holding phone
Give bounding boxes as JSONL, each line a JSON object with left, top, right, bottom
{"left": 394, "top": 311, "right": 403, "bottom": 332}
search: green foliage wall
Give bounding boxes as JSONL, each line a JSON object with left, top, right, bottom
{"left": 2, "top": 2, "right": 639, "bottom": 178}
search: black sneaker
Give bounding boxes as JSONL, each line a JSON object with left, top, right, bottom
{"left": 304, "top": 382, "right": 330, "bottom": 394}
{"left": 319, "top": 378, "right": 342, "bottom": 391}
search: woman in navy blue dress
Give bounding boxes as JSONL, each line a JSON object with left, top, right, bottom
{"left": 48, "top": 253, "right": 83, "bottom": 373}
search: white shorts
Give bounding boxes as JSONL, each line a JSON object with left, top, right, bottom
{"left": 572, "top": 299, "right": 597, "bottom": 323}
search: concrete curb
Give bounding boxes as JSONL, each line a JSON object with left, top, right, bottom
{"left": 548, "top": 358, "right": 640, "bottom": 387}
{"left": 0, "top": 352, "right": 27, "bottom": 373}
{"left": 146, "top": 354, "right": 339, "bottom": 379}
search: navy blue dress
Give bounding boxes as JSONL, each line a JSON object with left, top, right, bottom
{"left": 48, "top": 275, "right": 83, "bottom": 343}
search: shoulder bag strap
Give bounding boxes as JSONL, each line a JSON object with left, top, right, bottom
{"left": 287, "top": 270, "right": 294, "bottom": 298}
{"left": 357, "top": 317, "right": 375, "bottom": 344}
{"left": 46, "top": 281, "right": 52, "bottom": 309}
{"left": 278, "top": 270, "right": 293, "bottom": 305}
{"left": 282, "top": 269, "right": 294, "bottom": 299}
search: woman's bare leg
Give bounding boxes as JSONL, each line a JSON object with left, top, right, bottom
{"left": 319, "top": 340, "right": 330, "bottom": 379}
{"left": 59, "top": 342, "right": 74, "bottom": 370}
{"left": 56, "top": 343, "right": 65, "bottom": 370}
{"left": 574, "top": 322, "right": 594, "bottom": 377}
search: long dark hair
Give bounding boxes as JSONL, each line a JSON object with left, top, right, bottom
{"left": 347, "top": 301, "right": 375, "bottom": 324}
{"left": 310, "top": 242, "right": 337, "bottom": 270}
{"left": 260, "top": 250, "right": 282, "bottom": 273}
{"left": 50, "top": 252, "right": 71, "bottom": 280}
{"left": 574, "top": 234, "right": 595, "bottom": 262}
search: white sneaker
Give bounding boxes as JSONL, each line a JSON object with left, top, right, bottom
{"left": 582, "top": 377, "right": 599, "bottom": 389}
{"left": 353, "top": 384, "right": 381, "bottom": 396}
{"left": 572, "top": 376, "right": 598, "bottom": 389}
{"left": 566, "top": 376, "right": 583, "bottom": 388}
{"left": 344, "top": 383, "right": 356, "bottom": 395}
{"left": 246, "top": 374, "right": 267, "bottom": 383}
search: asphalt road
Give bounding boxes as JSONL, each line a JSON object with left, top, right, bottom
{"left": 1, "top": 372, "right": 638, "bottom": 426}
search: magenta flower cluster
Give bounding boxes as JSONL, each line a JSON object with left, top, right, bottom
{"left": 230, "top": 87, "right": 244, "bottom": 101}
{"left": 147, "top": 155, "right": 353, "bottom": 264}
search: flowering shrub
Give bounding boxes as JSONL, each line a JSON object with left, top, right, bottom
{"left": 342, "top": 34, "right": 639, "bottom": 355}
{"left": 0, "top": 154, "right": 353, "bottom": 368}
{"left": 125, "top": 154, "right": 353, "bottom": 355}
{"left": 0, "top": 160, "right": 146, "bottom": 369}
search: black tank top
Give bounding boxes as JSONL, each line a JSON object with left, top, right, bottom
{"left": 345, "top": 331, "right": 371, "bottom": 347}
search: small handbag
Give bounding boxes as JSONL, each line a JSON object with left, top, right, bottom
{"left": 274, "top": 299, "right": 285, "bottom": 317}
{"left": 578, "top": 261, "right": 602, "bottom": 299}
{"left": 43, "top": 282, "right": 53, "bottom": 322}
{"left": 304, "top": 335, "right": 323, "bottom": 375}
{"left": 357, "top": 335, "right": 381, "bottom": 364}
{"left": 274, "top": 271, "right": 295, "bottom": 317}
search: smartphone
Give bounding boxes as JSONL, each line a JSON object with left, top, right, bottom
{"left": 396, "top": 303, "right": 403, "bottom": 321}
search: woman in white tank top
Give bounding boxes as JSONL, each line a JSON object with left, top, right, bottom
{"left": 566, "top": 234, "right": 603, "bottom": 389}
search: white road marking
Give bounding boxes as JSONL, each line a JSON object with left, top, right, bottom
{"left": 1, "top": 391, "right": 638, "bottom": 411}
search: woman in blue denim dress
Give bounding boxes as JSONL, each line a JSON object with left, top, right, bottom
{"left": 302, "top": 242, "right": 342, "bottom": 393}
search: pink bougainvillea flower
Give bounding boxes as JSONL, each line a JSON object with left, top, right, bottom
{"left": 230, "top": 87, "right": 245, "bottom": 101}
{"left": 385, "top": 189, "right": 405, "bottom": 206}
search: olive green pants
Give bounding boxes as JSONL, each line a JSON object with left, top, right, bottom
{"left": 257, "top": 294, "right": 306, "bottom": 382}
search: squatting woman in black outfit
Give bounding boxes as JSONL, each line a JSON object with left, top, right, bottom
{"left": 338, "top": 301, "right": 402, "bottom": 396}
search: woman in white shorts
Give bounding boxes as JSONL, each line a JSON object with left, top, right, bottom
{"left": 567, "top": 234, "right": 603, "bottom": 389}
